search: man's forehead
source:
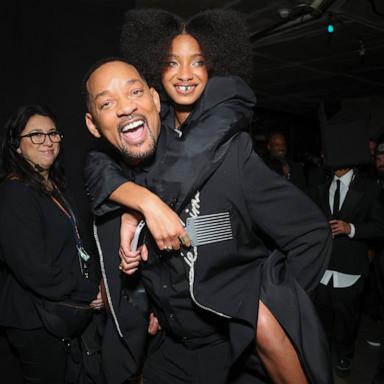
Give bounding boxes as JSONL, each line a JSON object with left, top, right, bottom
{"left": 271, "top": 135, "right": 285, "bottom": 143}
{"left": 88, "top": 61, "right": 143, "bottom": 90}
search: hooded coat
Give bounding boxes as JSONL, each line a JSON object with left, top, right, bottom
{"left": 86, "top": 76, "right": 333, "bottom": 383}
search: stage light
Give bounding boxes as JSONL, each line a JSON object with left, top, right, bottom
{"left": 327, "top": 14, "right": 335, "bottom": 34}
{"left": 327, "top": 14, "right": 335, "bottom": 33}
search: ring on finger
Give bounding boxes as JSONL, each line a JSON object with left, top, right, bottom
{"left": 164, "top": 246, "right": 172, "bottom": 252}
{"left": 179, "top": 233, "right": 191, "bottom": 247}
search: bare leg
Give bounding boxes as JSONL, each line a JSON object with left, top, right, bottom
{"left": 256, "top": 301, "right": 308, "bottom": 384}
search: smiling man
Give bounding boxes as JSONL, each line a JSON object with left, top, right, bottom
{"left": 85, "top": 60, "right": 161, "bottom": 165}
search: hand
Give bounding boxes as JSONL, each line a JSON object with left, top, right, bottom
{"left": 110, "top": 183, "right": 191, "bottom": 251}
{"left": 148, "top": 312, "right": 161, "bottom": 335}
{"left": 119, "top": 212, "right": 148, "bottom": 275}
{"left": 329, "top": 219, "right": 351, "bottom": 236}
{"left": 89, "top": 286, "right": 104, "bottom": 311}
{"left": 141, "top": 193, "right": 191, "bottom": 251}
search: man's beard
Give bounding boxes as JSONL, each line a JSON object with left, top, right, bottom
{"left": 271, "top": 153, "right": 286, "bottom": 161}
{"left": 120, "top": 129, "right": 157, "bottom": 165}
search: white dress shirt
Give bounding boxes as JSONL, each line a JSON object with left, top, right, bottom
{"left": 321, "top": 169, "right": 360, "bottom": 288}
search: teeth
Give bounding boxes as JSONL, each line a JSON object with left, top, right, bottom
{"left": 177, "top": 85, "right": 194, "bottom": 92}
{"left": 122, "top": 120, "right": 144, "bottom": 133}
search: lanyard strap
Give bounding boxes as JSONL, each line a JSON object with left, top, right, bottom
{"left": 50, "top": 189, "right": 90, "bottom": 269}
{"left": 51, "top": 193, "right": 82, "bottom": 246}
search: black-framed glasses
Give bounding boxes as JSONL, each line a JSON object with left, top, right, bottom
{"left": 19, "top": 131, "right": 63, "bottom": 144}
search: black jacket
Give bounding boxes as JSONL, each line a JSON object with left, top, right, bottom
{"left": 0, "top": 180, "right": 98, "bottom": 329}
{"left": 312, "top": 172, "right": 384, "bottom": 275}
{"left": 88, "top": 76, "right": 333, "bottom": 383}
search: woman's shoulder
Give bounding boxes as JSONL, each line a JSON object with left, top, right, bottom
{"left": 0, "top": 178, "right": 30, "bottom": 192}
{"left": 0, "top": 179, "right": 39, "bottom": 205}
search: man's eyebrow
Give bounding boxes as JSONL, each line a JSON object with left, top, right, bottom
{"left": 94, "top": 79, "right": 142, "bottom": 101}
{"left": 94, "top": 91, "right": 109, "bottom": 101}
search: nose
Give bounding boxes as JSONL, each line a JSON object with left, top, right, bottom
{"left": 42, "top": 134, "right": 54, "bottom": 146}
{"left": 116, "top": 98, "right": 137, "bottom": 117}
{"left": 177, "top": 63, "right": 193, "bottom": 81}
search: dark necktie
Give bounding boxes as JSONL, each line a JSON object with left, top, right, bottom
{"left": 333, "top": 179, "right": 340, "bottom": 218}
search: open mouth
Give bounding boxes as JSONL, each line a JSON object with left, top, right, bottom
{"left": 175, "top": 84, "right": 197, "bottom": 95}
{"left": 120, "top": 119, "right": 146, "bottom": 143}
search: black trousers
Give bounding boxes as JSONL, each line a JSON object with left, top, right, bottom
{"left": 143, "top": 333, "right": 231, "bottom": 384}
{"left": 0, "top": 329, "right": 23, "bottom": 384}
{"left": 314, "top": 277, "right": 365, "bottom": 360}
{"left": 6, "top": 327, "right": 67, "bottom": 384}
{"left": 142, "top": 333, "right": 267, "bottom": 384}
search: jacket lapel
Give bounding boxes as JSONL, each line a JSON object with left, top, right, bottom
{"left": 339, "top": 176, "right": 364, "bottom": 219}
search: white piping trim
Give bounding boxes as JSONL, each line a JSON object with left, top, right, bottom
{"left": 182, "top": 192, "right": 231, "bottom": 319}
{"left": 93, "top": 221, "right": 124, "bottom": 337}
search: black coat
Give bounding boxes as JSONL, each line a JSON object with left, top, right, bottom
{"left": 0, "top": 180, "right": 98, "bottom": 329}
{"left": 89, "top": 76, "right": 333, "bottom": 383}
{"left": 312, "top": 173, "right": 384, "bottom": 275}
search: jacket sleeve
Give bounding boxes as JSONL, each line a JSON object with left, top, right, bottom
{"left": 0, "top": 182, "right": 92, "bottom": 301}
{"left": 354, "top": 182, "right": 384, "bottom": 240}
{"left": 84, "top": 150, "right": 132, "bottom": 216}
{"left": 239, "top": 135, "right": 332, "bottom": 294}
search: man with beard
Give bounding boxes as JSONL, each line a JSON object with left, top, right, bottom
{"left": 265, "top": 131, "right": 307, "bottom": 192}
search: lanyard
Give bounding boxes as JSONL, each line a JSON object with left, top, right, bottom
{"left": 50, "top": 189, "right": 90, "bottom": 278}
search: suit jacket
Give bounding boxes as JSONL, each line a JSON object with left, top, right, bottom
{"left": 312, "top": 173, "right": 384, "bottom": 275}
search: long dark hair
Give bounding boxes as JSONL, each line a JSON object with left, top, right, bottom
{"left": 0, "top": 104, "right": 66, "bottom": 194}
{"left": 120, "top": 9, "right": 253, "bottom": 97}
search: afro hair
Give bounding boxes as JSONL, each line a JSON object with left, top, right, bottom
{"left": 120, "top": 9, "right": 184, "bottom": 91}
{"left": 120, "top": 8, "right": 253, "bottom": 97}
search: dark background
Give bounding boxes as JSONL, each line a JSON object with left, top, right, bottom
{"left": 1, "top": 0, "right": 384, "bottom": 215}
{"left": 0, "top": 0, "right": 136, "bottom": 218}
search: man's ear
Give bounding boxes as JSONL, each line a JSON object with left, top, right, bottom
{"left": 85, "top": 113, "right": 101, "bottom": 138}
{"left": 150, "top": 87, "right": 161, "bottom": 113}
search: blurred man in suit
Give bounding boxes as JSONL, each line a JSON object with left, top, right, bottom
{"left": 312, "top": 165, "right": 384, "bottom": 374}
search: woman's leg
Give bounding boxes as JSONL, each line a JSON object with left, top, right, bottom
{"left": 256, "top": 301, "right": 308, "bottom": 384}
{"left": 6, "top": 328, "right": 67, "bottom": 384}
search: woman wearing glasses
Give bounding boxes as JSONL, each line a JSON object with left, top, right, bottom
{"left": 0, "top": 104, "right": 100, "bottom": 384}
